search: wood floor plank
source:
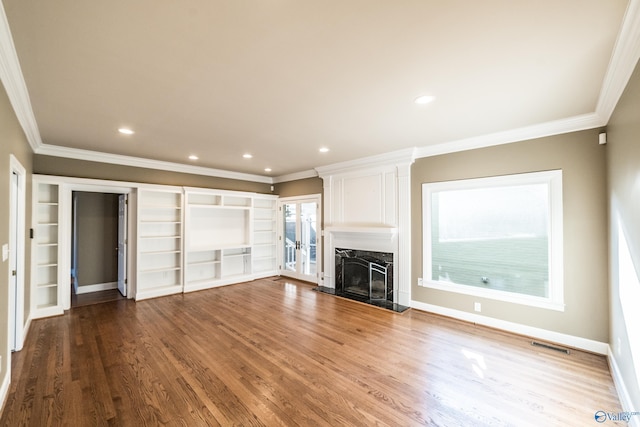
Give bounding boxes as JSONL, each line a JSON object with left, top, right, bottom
{"left": 1, "top": 278, "right": 627, "bottom": 426}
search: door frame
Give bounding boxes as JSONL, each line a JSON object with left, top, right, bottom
{"left": 8, "top": 155, "right": 26, "bottom": 352}
{"left": 277, "top": 194, "right": 322, "bottom": 283}
{"left": 57, "top": 179, "right": 134, "bottom": 310}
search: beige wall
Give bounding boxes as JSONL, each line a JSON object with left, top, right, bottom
{"left": 274, "top": 177, "right": 323, "bottom": 198}
{"left": 34, "top": 155, "right": 274, "bottom": 194}
{"left": 74, "top": 192, "right": 119, "bottom": 287}
{"left": 606, "top": 59, "right": 640, "bottom": 406}
{"left": 0, "top": 82, "right": 33, "bottom": 383}
{"left": 411, "top": 129, "right": 609, "bottom": 342}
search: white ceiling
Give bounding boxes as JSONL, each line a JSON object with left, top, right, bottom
{"left": 1, "top": 0, "right": 636, "bottom": 182}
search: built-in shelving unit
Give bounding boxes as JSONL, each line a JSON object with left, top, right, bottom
{"left": 184, "top": 189, "right": 277, "bottom": 292}
{"left": 136, "top": 187, "right": 184, "bottom": 300}
{"left": 252, "top": 196, "right": 278, "bottom": 275}
{"left": 31, "top": 180, "right": 64, "bottom": 318}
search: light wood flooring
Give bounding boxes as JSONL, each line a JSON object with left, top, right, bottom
{"left": 0, "top": 278, "right": 625, "bottom": 426}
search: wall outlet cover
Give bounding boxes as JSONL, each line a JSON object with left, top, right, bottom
{"left": 2, "top": 244, "right": 8, "bottom": 262}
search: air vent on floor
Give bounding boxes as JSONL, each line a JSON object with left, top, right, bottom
{"left": 531, "top": 341, "right": 570, "bottom": 354}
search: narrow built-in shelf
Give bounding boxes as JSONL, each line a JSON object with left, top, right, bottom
{"left": 139, "top": 266, "right": 181, "bottom": 274}
{"left": 37, "top": 283, "right": 58, "bottom": 289}
{"left": 187, "top": 260, "right": 221, "bottom": 267}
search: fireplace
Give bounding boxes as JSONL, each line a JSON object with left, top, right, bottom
{"left": 335, "top": 248, "right": 393, "bottom": 303}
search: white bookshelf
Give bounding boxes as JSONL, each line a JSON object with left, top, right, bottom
{"left": 184, "top": 189, "right": 277, "bottom": 292}
{"left": 31, "top": 180, "right": 64, "bottom": 318}
{"left": 136, "top": 187, "right": 184, "bottom": 300}
{"left": 252, "top": 196, "right": 278, "bottom": 276}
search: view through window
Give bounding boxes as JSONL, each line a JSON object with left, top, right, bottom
{"left": 422, "top": 171, "right": 564, "bottom": 309}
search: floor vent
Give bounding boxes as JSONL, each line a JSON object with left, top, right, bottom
{"left": 531, "top": 341, "right": 570, "bottom": 354}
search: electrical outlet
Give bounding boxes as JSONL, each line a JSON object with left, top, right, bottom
{"left": 418, "top": 278, "right": 424, "bottom": 287}
{"left": 474, "top": 302, "right": 481, "bottom": 312}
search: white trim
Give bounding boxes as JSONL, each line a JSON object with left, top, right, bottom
{"left": 596, "top": 0, "right": 640, "bottom": 124}
{"left": 0, "top": 3, "right": 43, "bottom": 151}
{"left": 36, "top": 144, "right": 273, "bottom": 184}
{"left": 315, "top": 148, "right": 416, "bottom": 177}
{"left": 0, "top": 367, "right": 10, "bottom": 417}
{"left": 415, "top": 113, "right": 603, "bottom": 160}
{"left": 608, "top": 346, "right": 640, "bottom": 427}
{"left": 422, "top": 170, "right": 564, "bottom": 311}
{"left": 272, "top": 169, "right": 318, "bottom": 184}
{"left": 411, "top": 300, "right": 609, "bottom": 355}
{"left": 74, "top": 281, "right": 118, "bottom": 295}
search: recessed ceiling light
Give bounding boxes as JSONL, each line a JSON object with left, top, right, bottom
{"left": 188, "top": 155, "right": 199, "bottom": 160}
{"left": 243, "top": 153, "right": 253, "bottom": 159}
{"left": 319, "top": 147, "right": 330, "bottom": 153}
{"left": 264, "top": 168, "right": 272, "bottom": 172}
{"left": 118, "top": 128, "right": 134, "bottom": 135}
{"left": 414, "top": 95, "right": 436, "bottom": 105}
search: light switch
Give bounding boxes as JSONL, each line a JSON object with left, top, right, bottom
{"left": 2, "top": 244, "right": 8, "bottom": 262}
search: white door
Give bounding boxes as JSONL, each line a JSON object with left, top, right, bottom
{"left": 9, "top": 171, "right": 18, "bottom": 350}
{"left": 117, "top": 194, "right": 127, "bottom": 296}
{"left": 8, "top": 156, "right": 26, "bottom": 352}
{"left": 279, "top": 196, "right": 320, "bottom": 283}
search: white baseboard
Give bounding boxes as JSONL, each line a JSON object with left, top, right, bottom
{"left": 75, "top": 281, "right": 118, "bottom": 295}
{"left": 608, "top": 346, "right": 640, "bottom": 427}
{"left": 0, "top": 369, "right": 10, "bottom": 418}
{"left": 411, "top": 300, "right": 609, "bottom": 355}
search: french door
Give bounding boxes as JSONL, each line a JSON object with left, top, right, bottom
{"left": 279, "top": 195, "right": 321, "bottom": 283}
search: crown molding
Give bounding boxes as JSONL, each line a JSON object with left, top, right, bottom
{"left": 596, "top": 0, "right": 640, "bottom": 123}
{"left": 315, "top": 147, "right": 417, "bottom": 177}
{"left": 0, "top": 3, "right": 42, "bottom": 151}
{"left": 36, "top": 144, "right": 274, "bottom": 184}
{"left": 415, "top": 112, "right": 604, "bottom": 159}
{"left": 271, "top": 169, "right": 318, "bottom": 184}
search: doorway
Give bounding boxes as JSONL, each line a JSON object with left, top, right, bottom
{"left": 279, "top": 195, "right": 321, "bottom": 283}
{"left": 71, "top": 191, "right": 127, "bottom": 307}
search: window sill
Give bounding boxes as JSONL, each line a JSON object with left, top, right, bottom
{"left": 423, "top": 280, "right": 565, "bottom": 312}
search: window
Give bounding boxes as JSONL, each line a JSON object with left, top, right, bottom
{"left": 422, "top": 170, "right": 564, "bottom": 310}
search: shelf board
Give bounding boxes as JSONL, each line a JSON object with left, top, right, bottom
{"left": 37, "top": 263, "right": 58, "bottom": 268}
{"left": 37, "top": 202, "right": 58, "bottom": 206}
{"left": 187, "top": 260, "right": 221, "bottom": 267}
{"left": 139, "top": 235, "right": 181, "bottom": 240}
{"left": 37, "top": 222, "right": 58, "bottom": 226}
{"left": 139, "top": 266, "right": 181, "bottom": 273}
{"left": 139, "top": 220, "right": 181, "bottom": 224}
{"left": 37, "top": 242, "right": 59, "bottom": 247}
{"left": 190, "top": 244, "right": 251, "bottom": 251}
{"left": 223, "top": 253, "right": 251, "bottom": 259}
{"left": 140, "top": 249, "right": 181, "bottom": 255}
{"left": 141, "top": 205, "right": 182, "bottom": 209}
{"left": 36, "top": 283, "right": 58, "bottom": 288}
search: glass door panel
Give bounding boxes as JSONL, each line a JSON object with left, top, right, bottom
{"left": 283, "top": 203, "right": 297, "bottom": 273}
{"left": 280, "top": 197, "right": 320, "bottom": 283}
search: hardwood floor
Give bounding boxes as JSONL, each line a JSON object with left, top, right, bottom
{"left": 1, "top": 278, "right": 625, "bottom": 426}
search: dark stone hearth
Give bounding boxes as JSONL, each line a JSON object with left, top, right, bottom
{"left": 314, "top": 247, "right": 408, "bottom": 313}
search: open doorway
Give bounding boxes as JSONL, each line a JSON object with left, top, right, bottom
{"left": 71, "top": 191, "right": 127, "bottom": 307}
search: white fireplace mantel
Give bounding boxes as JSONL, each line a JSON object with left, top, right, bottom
{"left": 317, "top": 149, "right": 414, "bottom": 306}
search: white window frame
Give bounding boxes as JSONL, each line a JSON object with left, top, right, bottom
{"left": 422, "top": 170, "right": 564, "bottom": 311}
